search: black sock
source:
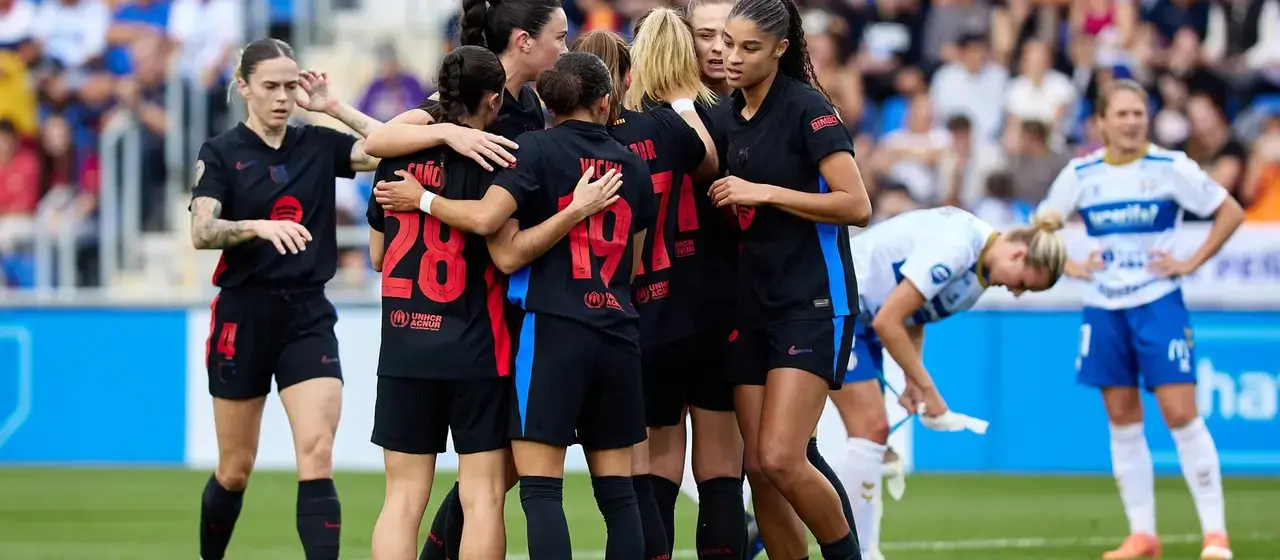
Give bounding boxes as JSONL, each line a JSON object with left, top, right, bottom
{"left": 296, "top": 478, "right": 341, "bottom": 560}
{"left": 419, "top": 483, "right": 456, "bottom": 560}
{"left": 199, "top": 474, "right": 245, "bottom": 560}
{"left": 649, "top": 475, "right": 680, "bottom": 550}
{"left": 592, "top": 475, "right": 644, "bottom": 560}
{"left": 807, "top": 438, "right": 855, "bottom": 533}
{"left": 818, "top": 532, "right": 858, "bottom": 560}
{"left": 695, "top": 477, "right": 747, "bottom": 559}
{"left": 442, "top": 486, "right": 464, "bottom": 560}
{"left": 633, "top": 475, "right": 671, "bottom": 559}
{"left": 520, "top": 476, "right": 570, "bottom": 559}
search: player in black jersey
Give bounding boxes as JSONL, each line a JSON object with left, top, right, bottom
{"left": 572, "top": 20, "right": 719, "bottom": 560}
{"left": 364, "top": 46, "right": 516, "bottom": 560}
{"left": 188, "top": 38, "right": 382, "bottom": 560}
{"left": 712, "top": 1, "right": 873, "bottom": 559}
{"left": 364, "top": 0, "right": 568, "bottom": 172}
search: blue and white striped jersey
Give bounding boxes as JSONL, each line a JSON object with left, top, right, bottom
{"left": 1037, "top": 145, "right": 1228, "bottom": 310}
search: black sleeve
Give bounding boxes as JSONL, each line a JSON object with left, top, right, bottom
{"left": 490, "top": 132, "right": 543, "bottom": 210}
{"left": 626, "top": 155, "right": 657, "bottom": 234}
{"left": 795, "top": 89, "right": 855, "bottom": 166}
{"left": 366, "top": 160, "right": 394, "bottom": 232}
{"left": 310, "top": 125, "right": 360, "bottom": 179}
{"left": 653, "top": 107, "right": 707, "bottom": 174}
{"left": 190, "top": 142, "right": 232, "bottom": 204}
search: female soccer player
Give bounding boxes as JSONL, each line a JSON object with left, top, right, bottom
{"left": 712, "top": 0, "right": 872, "bottom": 558}
{"left": 362, "top": 0, "right": 567, "bottom": 168}
{"left": 365, "top": 45, "right": 517, "bottom": 560}
{"left": 189, "top": 38, "right": 381, "bottom": 560}
{"left": 830, "top": 206, "right": 1068, "bottom": 560}
{"left": 571, "top": 18, "right": 719, "bottom": 558}
{"left": 1037, "top": 80, "right": 1243, "bottom": 560}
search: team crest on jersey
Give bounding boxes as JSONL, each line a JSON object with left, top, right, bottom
{"left": 269, "top": 164, "right": 290, "bottom": 184}
{"left": 194, "top": 159, "right": 205, "bottom": 186}
{"left": 930, "top": 264, "right": 952, "bottom": 285}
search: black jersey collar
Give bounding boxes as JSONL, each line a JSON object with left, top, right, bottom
{"left": 236, "top": 122, "right": 297, "bottom": 151}
{"left": 731, "top": 72, "right": 793, "bottom": 124}
{"left": 558, "top": 118, "right": 611, "bottom": 138}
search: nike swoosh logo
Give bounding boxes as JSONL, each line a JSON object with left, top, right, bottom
{"left": 788, "top": 346, "right": 813, "bottom": 355}
{"left": 236, "top": 161, "right": 255, "bottom": 170}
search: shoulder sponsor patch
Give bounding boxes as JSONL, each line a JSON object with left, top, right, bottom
{"left": 810, "top": 114, "right": 840, "bottom": 132}
{"left": 194, "top": 159, "right": 205, "bottom": 185}
{"left": 930, "top": 264, "right": 952, "bottom": 285}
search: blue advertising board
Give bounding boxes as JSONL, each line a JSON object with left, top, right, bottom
{"left": 0, "top": 309, "right": 188, "bottom": 464}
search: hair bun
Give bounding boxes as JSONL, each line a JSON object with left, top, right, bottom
{"left": 1031, "top": 211, "right": 1065, "bottom": 233}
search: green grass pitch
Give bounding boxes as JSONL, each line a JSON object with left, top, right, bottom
{"left": 0, "top": 468, "right": 1274, "bottom": 559}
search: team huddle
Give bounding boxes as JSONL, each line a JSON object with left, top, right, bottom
{"left": 188, "top": 0, "right": 1244, "bottom": 559}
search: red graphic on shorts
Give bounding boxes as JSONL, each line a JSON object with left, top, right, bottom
{"left": 728, "top": 329, "right": 739, "bottom": 342}
{"left": 810, "top": 114, "right": 840, "bottom": 132}
{"left": 737, "top": 206, "right": 755, "bottom": 231}
{"left": 270, "top": 195, "right": 303, "bottom": 223}
{"left": 635, "top": 285, "right": 650, "bottom": 304}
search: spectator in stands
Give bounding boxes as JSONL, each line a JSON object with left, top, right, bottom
{"left": 37, "top": 112, "right": 100, "bottom": 286}
{"left": 169, "top": 0, "right": 242, "bottom": 133}
{"left": 0, "top": 0, "right": 35, "bottom": 51}
{"left": 1203, "top": 0, "right": 1280, "bottom": 104}
{"left": 1068, "top": 0, "right": 1139, "bottom": 69}
{"left": 1242, "top": 110, "right": 1280, "bottom": 220}
{"left": 0, "top": 49, "right": 37, "bottom": 136}
{"left": 1004, "top": 39, "right": 1075, "bottom": 149}
{"left": 990, "top": 0, "right": 1065, "bottom": 70}
{"left": 0, "top": 119, "right": 39, "bottom": 256}
{"left": 1184, "top": 93, "right": 1248, "bottom": 199}
{"left": 921, "top": 0, "right": 992, "bottom": 66}
{"left": 1007, "top": 119, "right": 1069, "bottom": 206}
{"left": 970, "top": 171, "right": 1031, "bottom": 225}
{"left": 868, "top": 180, "right": 920, "bottom": 224}
{"left": 112, "top": 33, "right": 168, "bottom": 231}
{"left": 804, "top": 10, "right": 862, "bottom": 127}
{"left": 931, "top": 30, "right": 1007, "bottom": 141}
{"left": 872, "top": 94, "right": 951, "bottom": 205}
{"left": 32, "top": 0, "right": 111, "bottom": 77}
{"left": 104, "top": 0, "right": 171, "bottom": 77}
{"left": 355, "top": 41, "right": 428, "bottom": 125}
{"left": 939, "top": 114, "right": 1004, "bottom": 208}
{"left": 1143, "top": 0, "right": 1211, "bottom": 44}
{"left": 848, "top": 0, "right": 926, "bottom": 107}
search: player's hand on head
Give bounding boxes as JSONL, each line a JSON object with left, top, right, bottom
{"left": 252, "top": 220, "right": 312, "bottom": 255}
{"left": 443, "top": 126, "right": 518, "bottom": 172}
{"left": 374, "top": 170, "right": 429, "bottom": 212}
{"left": 709, "top": 176, "right": 770, "bottom": 208}
{"left": 1147, "top": 249, "right": 1195, "bottom": 278}
{"left": 567, "top": 168, "right": 622, "bottom": 218}
{"left": 297, "top": 70, "right": 334, "bottom": 113}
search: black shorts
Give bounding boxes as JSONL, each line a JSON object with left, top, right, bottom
{"left": 372, "top": 376, "right": 510, "bottom": 455}
{"left": 509, "top": 313, "right": 645, "bottom": 451}
{"left": 643, "top": 328, "right": 736, "bottom": 427}
{"left": 205, "top": 287, "right": 342, "bottom": 399}
{"left": 730, "top": 317, "right": 854, "bottom": 389}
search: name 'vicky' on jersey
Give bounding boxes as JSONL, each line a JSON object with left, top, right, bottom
{"left": 1038, "top": 145, "right": 1229, "bottom": 310}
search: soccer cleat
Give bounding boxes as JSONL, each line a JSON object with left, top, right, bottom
{"left": 1102, "top": 533, "right": 1162, "bottom": 559}
{"left": 745, "top": 512, "right": 764, "bottom": 559}
{"left": 1200, "top": 532, "right": 1232, "bottom": 559}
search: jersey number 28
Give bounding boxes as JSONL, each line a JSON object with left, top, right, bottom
{"left": 382, "top": 212, "right": 465, "bottom": 303}
{"left": 558, "top": 193, "right": 633, "bottom": 286}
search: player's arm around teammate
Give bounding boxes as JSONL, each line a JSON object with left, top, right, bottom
{"left": 363, "top": 0, "right": 570, "bottom": 171}
{"left": 190, "top": 38, "right": 380, "bottom": 560}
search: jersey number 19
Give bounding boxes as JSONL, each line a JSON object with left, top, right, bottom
{"left": 558, "top": 193, "right": 633, "bottom": 286}
{"left": 382, "top": 212, "right": 466, "bottom": 303}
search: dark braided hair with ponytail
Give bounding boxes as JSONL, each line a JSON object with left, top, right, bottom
{"left": 429, "top": 45, "right": 507, "bottom": 125}
{"left": 728, "top": 0, "right": 831, "bottom": 104}
{"left": 460, "top": 0, "right": 562, "bottom": 54}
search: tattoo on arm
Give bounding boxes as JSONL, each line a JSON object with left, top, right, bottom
{"left": 332, "top": 103, "right": 380, "bottom": 138}
{"left": 190, "top": 197, "right": 257, "bottom": 249}
{"left": 350, "top": 140, "right": 381, "bottom": 171}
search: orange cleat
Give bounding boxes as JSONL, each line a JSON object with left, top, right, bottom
{"left": 1200, "top": 531, "right": 1232, "bottom": 559}
{"left": 1102, "top": 533, "right": 1162, "bottom": 559}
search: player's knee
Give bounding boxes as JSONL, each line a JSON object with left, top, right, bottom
{"left": 295, "top": 432, "right": 335, "bottom": 476}
{"left": 215, "top": 458, "right": 254, "bottom": 491}
{"left": 758, "top": 441, "right": 805, "bottom": 486}
{"left": 459, "top": 479, "right": 505, "bottom": 518}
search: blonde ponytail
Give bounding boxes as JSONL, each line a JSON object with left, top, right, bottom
{"left": 627, "top": 7, "right": 716, "bottom": 110}
{"left": 1007, "top": 215, "right": 1069, "bottom": 290}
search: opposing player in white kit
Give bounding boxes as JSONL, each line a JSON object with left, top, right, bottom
{"left": 830, "top": 205, "right": 1068, "bottom": 559}
{"left": 1036, "top": 80, "right": 1244, "bottom": 560}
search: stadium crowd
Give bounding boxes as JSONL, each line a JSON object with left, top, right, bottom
{"left": 2, "top": 0, "right": 1280, "bottom": 290}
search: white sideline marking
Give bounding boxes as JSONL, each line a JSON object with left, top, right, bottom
{"left": 495, "top": 531, "right": 1276, "bottom": 559}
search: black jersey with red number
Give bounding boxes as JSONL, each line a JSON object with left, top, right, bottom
{"left": 492, "top": 120, "right": 656, "bottom": 340}
{"left": 191, "top": 123, "right": 357, "bottom": 289}
{"left": 419, "top": 84, "right": 546, "bottom": 141}
{"left": 366, "top": 146, "right": 510, "bottom": 379}
{"left": 693, "top": 94, "right": 742, "bottom": 325}
{"left": 609, "top": 107, "right": 706, "bottom": 349}
{"left": 724, "top": 74, "right": 859, "bottom": 328}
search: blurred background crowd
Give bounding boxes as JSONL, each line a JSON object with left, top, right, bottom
{"left": 1, "top": 0, "right": 1278, "bottom": 295}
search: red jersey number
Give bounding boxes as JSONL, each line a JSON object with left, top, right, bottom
{"left": 636, "top": 172, "right": 699, "bottom": 274}
{"left": 382, "top": 212, "right": 466, "bottom": 303}
{"left": 557, "top": 193, "right": 633, "bottom": 286}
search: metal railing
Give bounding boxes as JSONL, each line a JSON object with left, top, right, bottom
{"left": 98, "top": 112, "right": 143, "bottom": 288}
{"left": 31, "top": 187, "right": 75, "bottom": 299}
